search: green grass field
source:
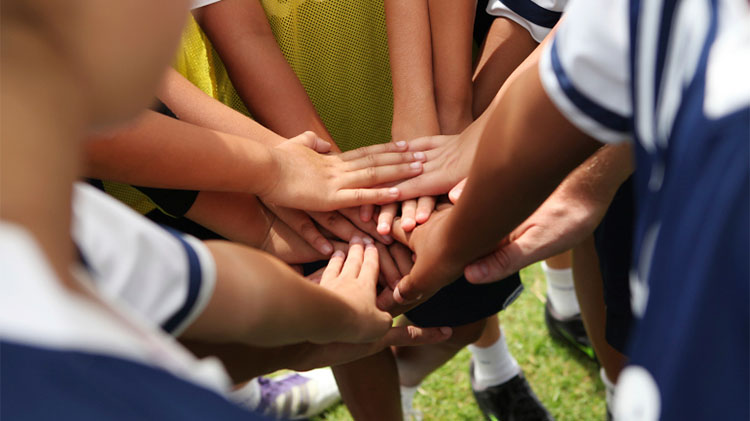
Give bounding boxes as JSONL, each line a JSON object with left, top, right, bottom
{"left": 314, "top": 263, "right": 605, "bottom": 421}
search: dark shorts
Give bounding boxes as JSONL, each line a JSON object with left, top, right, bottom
{"left": 593, "top": 177, "right": 635, "bottom": 354}
{"left": 405, "top": 273, "right": 523, "bottom": 328}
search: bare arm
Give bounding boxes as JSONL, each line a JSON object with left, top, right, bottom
{"left": 182, "top": 239, "right": 393, "bottom": 347}
{"left": 196, "top": 0, "right": 336, "bottom": 145}
{"left": 429, "top": 0, "right": 476, "bottom": 134}
{"left": 157, "top": 68, "right": 285, "bottom": 146}
{"left": 393, "top": 56, "right": 602, "bottom": 305}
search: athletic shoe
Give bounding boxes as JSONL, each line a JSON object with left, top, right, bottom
{"left": 254, "top": 368, "right": 341, "bottom": 420}
{"left": 470, "top": 361, "right": 554, "bottom": 421}
{"left": 403, "top": 407, "right": 424, "bottom": 421}
{"left": 544, "top": 297, "right": 596, "bottom": 361}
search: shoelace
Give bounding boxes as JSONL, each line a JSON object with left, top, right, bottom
{"left": 256, "top": 374, "right": 310, "bottom": 416}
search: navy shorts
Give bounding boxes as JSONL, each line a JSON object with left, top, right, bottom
{"left": 405, "top": 273, "right": 523, "bottom": 328}
{"left": 593, "top": 177, "right": 635, "bottom": 354}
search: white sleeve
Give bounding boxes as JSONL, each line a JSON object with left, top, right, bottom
{"left": 191, "top": 0, "right": 222, "bottom": 10}
{"left": 486, "top": 0, "right": 569, "bottom": 42}
{"left": 71, "top": 183, "right": 216, "bottom": 337}
{"left": 538, "top": 0, "right": 632, "bottom": 143}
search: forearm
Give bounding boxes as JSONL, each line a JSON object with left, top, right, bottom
{"left": 157, "top": 68, "right": 285, "bottom": 146}
{"left": 183, "top": 241, "right": 359, "bottom": 347}
{"left": 428, "top": 0, "right": 476, "bottom": 134}
{"left": 198, "top": 0, "right": 336, "bottom": 146}
{"left": 385, "top": 0, "right": 440, "bottom": 139}
{"left": 84, "top": 110, "right": 278, "bottom": 194}
{"left": 441, "top": 61, "right": 601, "bottom": 268}
{"left": 184, "top": 191, "right": 272, "bottom": 248}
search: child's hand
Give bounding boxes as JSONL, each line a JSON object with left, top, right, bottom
{"left": 319, "top": 237, "right": 393, "bottom": 343}
{"left": 261, "top": 132, "right": 427, "bottom": 211}
{"left": 376, "top": 196, "right": 437, "bottom": 236}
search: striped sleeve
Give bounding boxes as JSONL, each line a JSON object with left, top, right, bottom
{"left": 486, "top": 0, "right": 568, "bottom": 42}
{"left": 538, "top": 0, "right": 632, "bottom": 143}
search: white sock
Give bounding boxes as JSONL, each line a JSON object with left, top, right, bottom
{"left": 468, "top": 332, "right": 521, "bottom": 390}
{"left": 229, "top": 377, "right": 262, "bottom": 410}
{"left": 600, "top": 367, "right": 617, "bottom": 411}
{"left": 543, "top": 262, "right": 580, "bottom": 318}
{"left": 400, "top": 384, "right": 419, "bottom": 414}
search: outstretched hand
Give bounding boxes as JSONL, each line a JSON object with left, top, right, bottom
{"left": 260, "top": 132, "right": 427, "bottom": 211}
{"left": 318, "top": 237, "right": 393, "bottom": 343}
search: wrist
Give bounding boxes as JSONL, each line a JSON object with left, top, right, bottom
{"left": 253, "top": 146, "right": 282, "bottom": 198}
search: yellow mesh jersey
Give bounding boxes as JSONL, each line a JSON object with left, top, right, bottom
{"left": 174, "top": 0, "right": 395, "bottom": 152}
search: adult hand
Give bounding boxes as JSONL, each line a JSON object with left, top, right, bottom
{"left": 318, "top": 237, "right": 393, "bottom": 343}
{"left": 260, "top": 132, "right": 427, "bottom": 211}
{"left": 454, "top": 176, "right": 613, "bottom": 283}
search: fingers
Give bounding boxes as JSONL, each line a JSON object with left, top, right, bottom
{"left": 359, "top": 204, "right": 375, "bottom": 222}
{"left": 377, "top": 203, "right": 398, "bottom": 235}
{"left": 338, "top": 207, "right": 393, "bottom": 244}
{"left": 338, "top": 140, "right": 408, "bottom": 161}
{"left": 389, "top": 217, "right": 411, "bottom": 246}
{"left": 415, "top": 196, "right": 436, "bottom": 224}
{"left": 345, "top": 151, "right": 427, "bottom": 171}
{"left": 448, "top": 178, "right": 467, "bottom": 204}
{"left": 340, "top": 237, "right": 365, "bottom": 278}
{"left": 341, "top": 161, "right": 423, "bottom": 190}
{"left": 377, "top": 242, "right": 402, "bottom": 289}
{"left": 359, "top": 240, "right": 380, "bottom": 287}
{"left": 308, "top": 211, "right": 373, "bottom": 244}
{"left": 400, "top": 200, "right": 418, "bottom": 232}
{"left": 322, "top": 250, "right": 346, "bottom": 283}
{"left": 272, "top": 206, "right": 333, "bottom": 255}
{"left": 464, "top": 242, "right": 523, "bottom": 284}
{"left": 289, "top": 131, "right": 332, "bottom": 153}
{"left": 380, "top": 325, "right": 452, "bottom": 348}
{"left": 334, "top": 187, "right": 402, "bottom": 209}
{"left": 389, "top": 243, "right": 414, "bottom": 277}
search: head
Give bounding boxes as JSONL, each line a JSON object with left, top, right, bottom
{"left": 2, "top": 0, "right": 190, "bottom": 127}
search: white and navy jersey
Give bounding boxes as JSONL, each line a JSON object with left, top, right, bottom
{"left": 0, "top": 223, "right": 268, "bottom": 420}
{"left": 72, "top": 183, "right": 215, "bottom": 337}
{"left": 486, "top": 0, "right": 568, "bottom": 42}
{"left": 540, "top": 0, "right": 749, "bottom": 419}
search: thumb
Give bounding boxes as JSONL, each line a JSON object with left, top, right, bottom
{"left": 392, "top": 274, "right": 424, "bottom": 305}
{"left": 289, "top": 131, "right": 331, "bottom": 153}
{"left": 448, "top": 178, "right": 467, "bottom": 204}
{"left": 464, "top": 241, "right": 525, "bottom": 284}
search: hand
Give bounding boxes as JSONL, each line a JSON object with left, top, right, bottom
{"left": 453, "top": 177, "right": 611, "bottom": 283}
{"left": 286, "top": 324, "right": 452, "bottom": 372}
{"left": 319, "top": 237, "right": 393, "bottom": 343}
{"left": 389, "top": 133, "right": 479, "bottom": 200}
{"left": 261, "top": 132, "right": 427, "bottom": 211}
{"left": 386, "top": 204, "right": 465, "bottom": 309}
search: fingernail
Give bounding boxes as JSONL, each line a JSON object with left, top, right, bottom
{"left": 351, "top": 236, "right": 362, "bottom": 244}
{"left": 440, "top": 327, "right": 452, "bottom": 335}
{"left": 332, "top": 250, "right": 345, "bottom": 258}
{"left": 396, "top": 140, "right": 407, "bottom": 148}
{"left": 393, "top": 288, "right": 404, "bottom": 303}
{"left": 362, "top": 237, "right": 374, "bottom": 245}
{"left": 410, "top": 162, "right": 422, "bottom": 169}
{"left": 416, "top": 212, "right": 428, "bottom": 221}
{"left": 378, "top": 222, "right": 390, "bottom": 233}
{"left": 413, "top": 151, "right": 425, "bottom": 160}
{"left": 382, "top": 234, "right": 393, "bottom": 243}
{"left": 452, "top": 188, "right": 463, "bottom": 198}
{"left": 321, "top": 243, "right": 333, "bottom": 254}
{"left": 365, "top": 242, "right": 376, "bottom": 250}
{"left": 388, "top": 187, "right": 399, "bottom": 196}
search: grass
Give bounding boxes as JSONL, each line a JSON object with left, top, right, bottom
{"left": 313, "top": 263, "right": 605, "bottom": 421}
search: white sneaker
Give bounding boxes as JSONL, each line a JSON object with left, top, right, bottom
{"left": 232, "top": 368, "right": 341, "bottom": 419}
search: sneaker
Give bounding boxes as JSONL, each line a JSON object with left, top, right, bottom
{"left": 470, "top": 361, "right": 554, "bottom": 421}
{"left": 251, "top": 368, "right": 341, "bottom": 420}
{"left": 544, "top": 297, "right": 596, "bottom": 361}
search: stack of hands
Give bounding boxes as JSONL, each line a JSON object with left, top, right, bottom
{"left": 257, "top": 130, "right": 609, "bottom": 345}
